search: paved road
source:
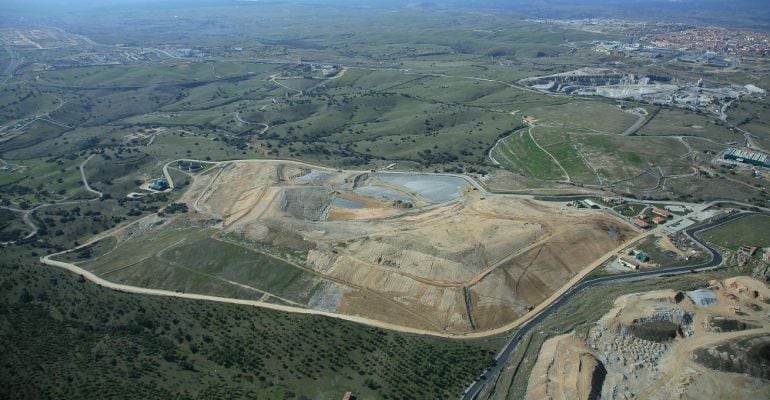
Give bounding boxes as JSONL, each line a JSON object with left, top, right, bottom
{"left": 461, "top": 211, "right": 758, "bottom": 400}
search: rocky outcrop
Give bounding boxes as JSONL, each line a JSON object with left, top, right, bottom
{"left": 527, "top": 278, "right": 770, "bottom": 400}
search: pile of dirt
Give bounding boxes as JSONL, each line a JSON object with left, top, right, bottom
{"left": 526, "top": 333, "right": 606, "bottom": 400}
{"left": 242, "top": 223, "right": 316, "bottom": 252}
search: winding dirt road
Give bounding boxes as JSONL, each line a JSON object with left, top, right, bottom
{"left": 1, "top": 154, "right": 103, "bottom": 244}
{"left": 234, "top": 111, "right": 269, "bottom": 134}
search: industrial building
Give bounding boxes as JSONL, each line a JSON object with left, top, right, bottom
{"left": 582, "top": 199, "right": 601, "bottom": 209}
{"left": 149, "top": 179, "right": 169, "bottom": 191}
{"left": 633, "top": 250, "right": 650, "bottom": 262}
{"left": 178, "top": 161, "right": 203, "bottom": 172}
{"left": 723, "top": 148, "right": 770, "bottom": 167}
{"left": 677, "top": 53, "right": 729, "bottom": 67}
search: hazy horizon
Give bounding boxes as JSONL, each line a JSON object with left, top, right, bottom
{"left": 2, "top": 0, "right": 770, "bottom": 30}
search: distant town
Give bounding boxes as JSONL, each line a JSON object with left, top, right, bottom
{"left": 653, "top": 27, "right": 770, "bottom": 57}
{"left": 529, "top": 19, "right": 770, "bottom": 57}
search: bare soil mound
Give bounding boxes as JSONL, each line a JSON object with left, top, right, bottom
{"left": 526, "top": 333, "right": 606, "bottom": 400}
{"left": 104, "top": 160, "right": 640, "bottom": 334}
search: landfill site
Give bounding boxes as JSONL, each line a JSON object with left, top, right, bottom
{"left": 164, "top": 160, "right": 640, "bottom": 333}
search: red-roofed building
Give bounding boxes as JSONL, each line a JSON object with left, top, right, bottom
{"left": 652, "top": 208, "right": 672, "bottom": 218}
{"left": 632, "top": 217, "right": 650, "bottom": 229}
{"left": 653, "top": 216, "right": 666, "bottom": 224}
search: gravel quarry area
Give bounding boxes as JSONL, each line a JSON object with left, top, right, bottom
{"left": 527, "top": 276, "right": 770, "bottom": 400}
{"left": 519, "top": 67, "right": 764, "bottom": 117}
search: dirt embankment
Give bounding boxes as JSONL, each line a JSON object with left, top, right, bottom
{"left": 526, "top": 333, "right": 606, "bottom": 400}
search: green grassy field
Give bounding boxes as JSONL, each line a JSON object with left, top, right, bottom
{"left": 636, "top": 108, "right": 738, "bottom": 143}
{"left": 727, "top": 97, "right": 770, "bottom": 150}
{"left": 613, "top": 202, "right": 647, "bottom": 217}
{"left": 78, "top": 230, "right": 331, "bottom": 305}
{"left": 493, "top": 126, "right": 694, "bottom": 185}
{"left": 493, "top": 128, "right": 565, "bottom": 180}
{"left": 576, "top": 134, "right": 692, "bottom": 182}
{"left": 533, "top": 127, "right": 601, "bottom": 184}
{"left": 701, "top": 215, "right": 770, "bottom": 250}
{"left": 523, "top": 100, "right": 639, "bottom": 134}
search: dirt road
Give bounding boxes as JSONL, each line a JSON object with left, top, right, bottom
{"left": 79, "top": 154, "right": 103, "bottom": 198}
{"left": 40, "top": 248, "right": 466, "bottom": 338}
{"left": 234, "top": 111, "right": 269, "bottom": 134}
{"left": 1, "top": 154, "right": 104, "bottom": 244}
